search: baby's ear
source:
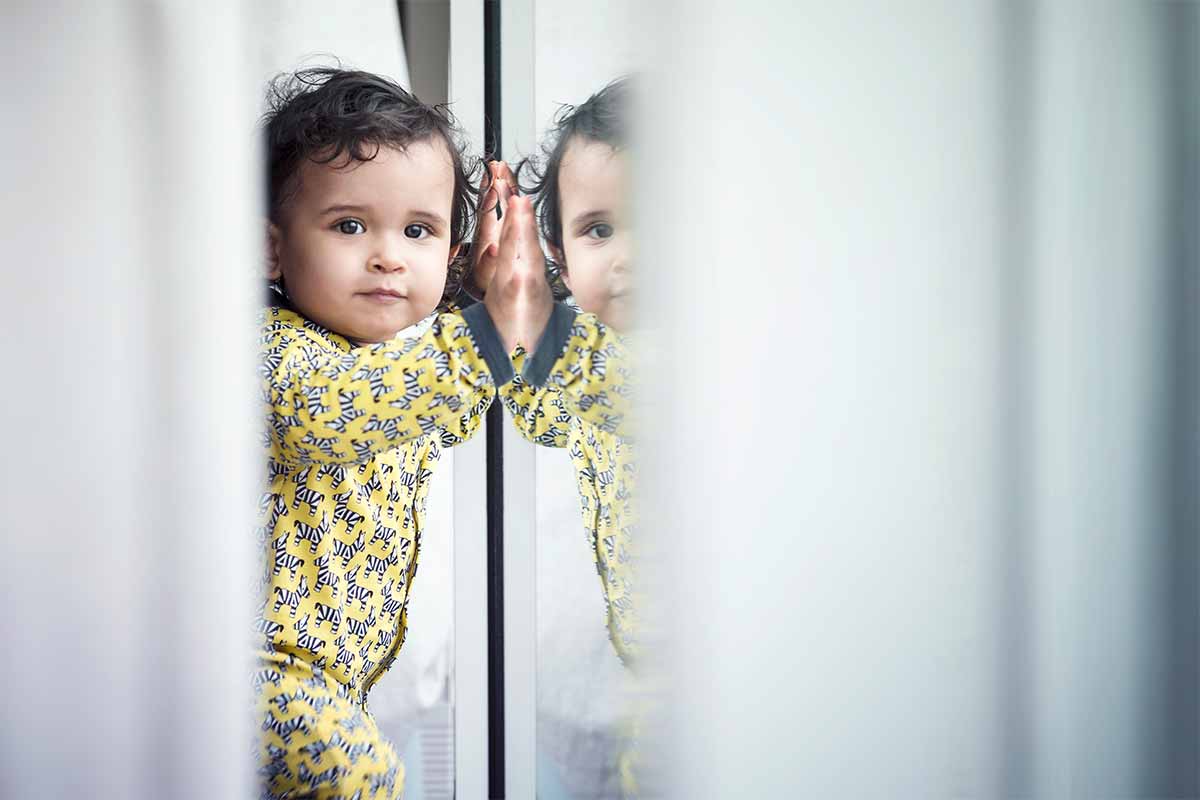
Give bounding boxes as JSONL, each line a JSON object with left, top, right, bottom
{"left": 447, "top": 242, "right": 462, "bottom": 263}
{"left": 265, "top": 221, "right": 283, "bottom": 281}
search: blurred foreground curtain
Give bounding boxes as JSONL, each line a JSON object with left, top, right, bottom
{"left": 0, "top": 2, "right": 426, "bottom": 798}
{"left": 643, "top": 2, "right": 1197, "bottom": 798}
{"left": 0, "top": 3, "right": 258, "bottom": 798}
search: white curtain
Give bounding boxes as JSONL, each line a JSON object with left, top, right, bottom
{"left": 1, "top": 3, "right": 258, "bottom": 798}
{"left": 643, "top": 2, "right": 1198, "bottom": 798}
{"left": 0, "top": 2, "right": 433, "bottom": 798}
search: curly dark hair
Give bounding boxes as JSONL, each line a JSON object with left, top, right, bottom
{"left": 262, "top": 66, "right": 482, "bottom": 310}
{"left": 517, "top": 77, "right": 630, "bottom": 301}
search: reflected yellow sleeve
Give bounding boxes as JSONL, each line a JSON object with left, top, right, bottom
{"left": 497, "top": 349, "right": 573, "bottom": 449}
{"left": 521, "top": 306, "right": 634, "bottom": 439}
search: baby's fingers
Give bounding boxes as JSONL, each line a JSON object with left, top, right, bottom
{"left": 476, "top": 184, "right": 501, "bottom": 247}
{"left": 505, "top": 197, "right": 533, "bottom": 257}
{"left": 495, "top": 177, "right": 514, "bottom": 211}
{"left": 492, "top": 160, "right": 519, "bottom": 192}
{"left": 514, "top": 197, "right": 543, "bottom": 266}
{"left": 497, "top": 190, "right": 522, "bottom": 266}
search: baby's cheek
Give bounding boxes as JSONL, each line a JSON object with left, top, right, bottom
{"left": 578, "top": 282, "right": 608, "bottom": 315}
{"left": 605, "top": 299, "right": 631, "bottom": 331}
{"left": 417, "top": 267, "right": 448, "bottom": 312}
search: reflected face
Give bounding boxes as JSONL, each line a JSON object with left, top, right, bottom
{"left": 267, "top": 140, "right": 459, "bottom": 344}
{"left": 556, "top": 138, "right": 632, "bottom": 331}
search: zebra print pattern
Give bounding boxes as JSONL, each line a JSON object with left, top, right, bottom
{"left": 255, "top": 655, "right": 401, "bottom": 799}
{"left": 314, "top": 601, "right": 342, "bottom": 630}
{"left": 254, "top": 307, "right": 500, "bottom": 799}
{"left": 332, "top": 531, "right": 365, "bottom": 567}
{"left": 496, "top": 319, "right": 639, "bottom": 668}
{"left": 272, "top": 576, "right": 310, "bottom": 617}
{"left": 272, "top": 539, "right": 305, "bottom": 579}
{"left": 313, "top": 553, "right": 340, "bottom": 597}
{"left": 292, "top": 519, "right": 324, "bottom": 554}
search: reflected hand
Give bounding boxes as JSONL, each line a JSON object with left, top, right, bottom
{"left": 484, "top": 194, "right": 553, "bottom": 355}
{"left": 471, "top": 161, "right": 520, "bottom": 294}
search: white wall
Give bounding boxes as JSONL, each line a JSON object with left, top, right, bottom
{"left": 255, "top": 1, "right": 409, "bottom": 91}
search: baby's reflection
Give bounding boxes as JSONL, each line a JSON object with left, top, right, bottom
{"left": 525, "top": 80, "right": 632, "bottom": 332}
{"left": 471, "top": 78, "right": 643, "bottom": 796}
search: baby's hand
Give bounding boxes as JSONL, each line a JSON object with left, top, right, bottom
{"left": 471, "top": 161, "right": 519, "bottom": 294}
{"left": 484, "top": 195, "right": 553, "bottom": 355}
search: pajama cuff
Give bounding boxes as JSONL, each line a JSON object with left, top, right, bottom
{"left": 460, "top": 303, "right": 514, "bottom": 386}
{"left": 522, "top": 302, "right": 578, "bottom": 388}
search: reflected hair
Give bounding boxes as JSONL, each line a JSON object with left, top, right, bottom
{"left": 518, "top": 77, "right": 631, "bottom": 301}
{"left": 262, "top": 65, "right": 481, "bottom": 310}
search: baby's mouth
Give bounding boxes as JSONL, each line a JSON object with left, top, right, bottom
{"left": 360, "top": 288, "right": 407, "bottom": 303}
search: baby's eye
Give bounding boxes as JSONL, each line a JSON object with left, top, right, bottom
{"left": 404, "top": 223, "right": 431, "bottom": 239}
{"left": 335, "top": 219, "right": 366, "bottom": 235}
{"left": 585, "top": 223, "right": 614, "bottom": 240}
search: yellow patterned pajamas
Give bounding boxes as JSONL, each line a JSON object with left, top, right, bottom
{"left": 253, "top": 304, "right": 513, "bottom": 800}
{"left": 499, "top": 305, "right": 637, "bottom": 665}
{"left": 497, "top": 305, "right": 642, "bottom": 796}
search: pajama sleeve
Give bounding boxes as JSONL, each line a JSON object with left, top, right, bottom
{"left": 497, "top": 350, "right": 573, "bottom": 449}
{"left": 517, "top": 303, "right": 634, "bottom": 439}
{"left": 261, "top": 309, "right": 513, "bottom": 465}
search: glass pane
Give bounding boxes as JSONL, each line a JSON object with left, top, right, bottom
{"left": 528, "top": 3, "right": 643, "bottom": 796}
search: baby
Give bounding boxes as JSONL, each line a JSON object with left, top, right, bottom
{"left": 252, "top": 67, "right": 552, "bottom": 800}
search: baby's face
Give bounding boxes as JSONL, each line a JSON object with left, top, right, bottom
{"left": 268, "top": 140, "right": 458, "bottom": 344}
{"left": 556, "top": 138, "right": 632, "bottom": 331}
